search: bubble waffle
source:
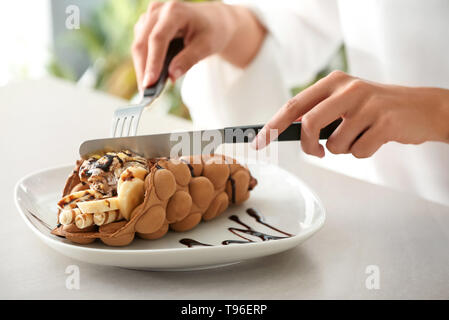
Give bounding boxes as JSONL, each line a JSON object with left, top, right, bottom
{"left": 51, "top": 153, "right": 257, "bottom": 246}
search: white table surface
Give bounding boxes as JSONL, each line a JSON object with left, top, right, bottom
{"left": 1, "top": 77, "right": 448, "bottom": 299}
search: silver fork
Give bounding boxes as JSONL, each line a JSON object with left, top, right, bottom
{"left": 111, "top": 38, "right": 184, "bottom": 137}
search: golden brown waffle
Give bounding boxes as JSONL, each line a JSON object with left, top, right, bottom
{"left": 52, "top": 154, "right": 257, "bottom": 246}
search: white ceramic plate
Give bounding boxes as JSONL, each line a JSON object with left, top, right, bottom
{"left": 15, "top": 162, "right": 325, "bottom": 271}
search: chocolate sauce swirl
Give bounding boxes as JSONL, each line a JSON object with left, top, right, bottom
{"left": 246, "top": 208, "right": 292, "bottom": 237}
{"left": 94, "top": 154, "right": 116, "bottom": 172}
{"left": 221, "top": 240, "right": 251, "bottom": 245}
{"left": 228, "top": 177, "right": 236, "bottom": 203}
{"left": 179, "top": 238, "right": 212, "bottom": 248}
{"left": 27, "top": 209, "right": 53, "bottom": 231}
{"left": 180, "top": 208, "right": 292, "bottom": 247}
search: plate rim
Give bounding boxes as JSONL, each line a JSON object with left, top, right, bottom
{"left": 14, "top": 162, "right": 326, "bottom": 255}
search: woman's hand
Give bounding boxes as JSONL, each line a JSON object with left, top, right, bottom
{"left": 132, "top": 0, "right": 265, "bottom": 92}
{"left": 252, "top": 71, "right": 449, "bottom": 158}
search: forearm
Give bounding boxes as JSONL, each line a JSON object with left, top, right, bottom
{"left": 219, "top": 4, "right": 266, "bottom": 68}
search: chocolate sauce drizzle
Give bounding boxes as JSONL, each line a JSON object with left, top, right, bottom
{"left": 228, "top": 177, "right": 236, "bottom": 203}
{"left": 85, "top": 151, "right": 146, "bottom": 178}
{"left": 246, "top": 208, "right": 292, "bottom": 236}
{"left": 226, "top": 214, "right": 287, "bottom": 243}
{"left": 26, "top": 209, "right": 53, "bottom": 231}
{"left": 221, "top": 240, "right": 251, "bottom": 245}
{"left": 95, "top": 154, "right": 116, "bottom": 172}
{"left": 179, "top": 208, "right": 292, "bottom": 247}
{"left": 179, "top": 238, "right": 212, "bottom": 248}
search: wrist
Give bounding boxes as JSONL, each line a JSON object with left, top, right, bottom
{"left": 440, "top": 94, "right": 449, "bottom": 144}
{"left": 219, "top": 4, "right": 266, "bottom": 68}
{"left": 432, "top": 88, "right": 449, "bottom": 143}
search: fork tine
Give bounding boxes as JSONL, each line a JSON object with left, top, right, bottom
{"left": 116, "top": 116, "right": 126, "bottom": 138}
{"left": 130, "top": 113, "right": 141, "bottom": 136}
{"left": 123, "top": 116, "right": 132, "bottom": 136}
{"left": 127, "top": 108, "right": 143, "bottom": 136}
{"left": 111, "top": 116, "right": 119, "bottom": 137}
{"left": 110, "top": 39, "right": 184, "bottom": 137}
{"left": 111, "top": 106, "right": 145, "bottom": 137}
{"left": 122, "top": 117, "right": 132, "bottom": 137}
{"left": 127, "top": 116, "right": 134, "bottom": 136}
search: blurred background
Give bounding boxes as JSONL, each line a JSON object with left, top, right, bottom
{"left": 1, "top": 0, "right": 346, "bottom": 120}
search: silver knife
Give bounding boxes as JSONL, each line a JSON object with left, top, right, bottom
{"left": 79, "top": 119, "right": 342, "bottom": 159}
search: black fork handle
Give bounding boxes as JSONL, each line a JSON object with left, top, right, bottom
{"left": 143, "top": 37, "right": 184, "bottom": 98}
{"left": 224, "top": 118, "right": 342, "bottom": 143}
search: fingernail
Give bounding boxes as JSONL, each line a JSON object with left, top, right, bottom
{"left": 251, "top": 131, "right": 266, "bottom": 150}
{"left": 250, "top": 137, "right": 259, "bottom": 150}
{"left": 172, "top": 68, "right": 182, "bottom": 80}
{"left": 318, "top": 145, "right": 325, "bottom": 158}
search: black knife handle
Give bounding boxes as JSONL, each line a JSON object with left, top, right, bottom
{"left": 224, "top": 118, "right": 342, "bottom": 143}
{"left": 143, "top": 37, "right": 184, "bottom": 98}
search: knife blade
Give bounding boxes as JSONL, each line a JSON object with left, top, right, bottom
{"left": 79, "top": 119, "right": 342, "bottom": 159}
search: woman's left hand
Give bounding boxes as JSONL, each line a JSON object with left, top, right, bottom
{"left": 252, "top": 71, "right": 449, "bottom": 158}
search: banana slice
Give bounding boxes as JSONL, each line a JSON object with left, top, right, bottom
{"left": 58, "top": 189, "right": 103, "bottom": 209}
{"left": 59, "top": 164, "right": 148, "bottom": 226}
{"left": 113, "top": 166, "right": 148, "bottom": 220}
{"left": 77, "top": 197, "right": 120, "bottom": 214}
{"left": 117, "top": 166, "right": 148, "bottom": 192}
{"left": 118, "top": 178, "right": 145, "bottom": 220}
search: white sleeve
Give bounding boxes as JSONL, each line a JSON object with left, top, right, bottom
{"left": 243, "top": 0, "right": 343, "bottom": 87}
{"left": 181, "top": 0, "right": 342, "bottom": 129}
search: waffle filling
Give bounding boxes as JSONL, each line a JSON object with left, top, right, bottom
{"left": 79, "top": 150, "right": 148, "bottom": 197}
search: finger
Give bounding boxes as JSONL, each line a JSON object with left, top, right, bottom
{"left": 325, "top": 116, "right": 372, "bottom": 155}
{"left": 168, "top": 35, "right": 215, "bottom": 81}
{"left": 131, "top": 14, "right": 147, "bottom": 93}
{"left": 132, "top": 3, "right": 163, "bottom": 92}
{"left": 300, "top": 97, "right": 350, "bottom": 157}
{"left": 251, "top": 77, "right": 333, "bottom": 150}
{"left": 301, "top": 122, "right": 326, "bottom": 157}
{"left": 143, "top": 2, "right": 186, "bottom": 88}
{"left": 252, "top": 70, "right": 350, "bottom": 150}
{"left": 349, "top": 123, "right": 385, "bottom": 158}
{"left": 300, "top": 82, "right": 366, "bottom": 157}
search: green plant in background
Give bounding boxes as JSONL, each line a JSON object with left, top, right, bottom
{"left": 48, "top": 0, "right": 194, "bottom": 119}
{"left": 50, "top": 0, "right": 149, "bottom": 98}
{"left": 47, "top": 57, "right": 77, "bottom": 82}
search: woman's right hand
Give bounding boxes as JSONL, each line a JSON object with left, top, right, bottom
{"left": 132, "top": 0, "right": 266, "bottom": 92}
